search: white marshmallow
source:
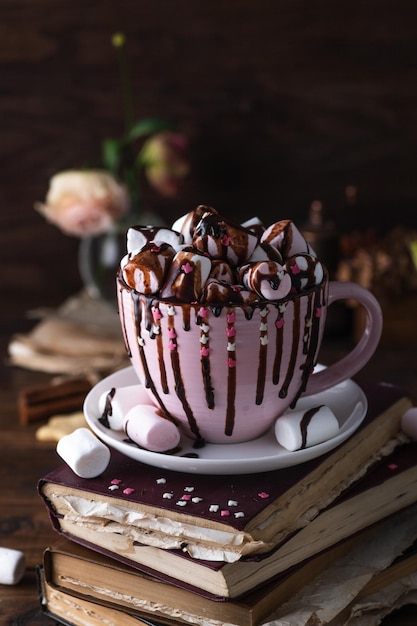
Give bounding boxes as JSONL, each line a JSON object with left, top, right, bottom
{"left": 56, "top": 428, "right": 111, "bottom": 478}
{"left": 160, "top": 250, "right": 212, "bottom": 301}
{"left": 275, "top": 405, "right": 339, "bottom": 451}
{"left": 261, "top": 219, "right": 314, "bottom": 259}
{"left": 0, "top": 547, "right": 26, "bottom": 585}
{"left": 401, "top": 408, "right": 417, "bottom": 440}
{"left": 98, "top": 385, "right": 155, "bottom": 431}
{"left": 127, "top": 226, "right": 182, "bottom": 253}
{"left": 239, "top": 261, "right": 292, "bottom": 300}
{"left": 124, "top": 405, "right": 181, "bottom": 453}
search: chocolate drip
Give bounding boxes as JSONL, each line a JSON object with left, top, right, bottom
{"left": 153, "top": 310, "right": 169, "bottom": 394}
{"left": 300, "top": 405, "right": 323, "bottom": 449}
{"left": 256, "top": 309, "right": 268, "bottom": 405}
{"left": 199, "top": 318, "right": 214, "bottom": 409}
{"left": 303, "top": 294, "right": 313, "bottom": 355}
{"left": 279, "top": 298, "right": 301, "bottom": 399}
{"left": 273, "top": 305, "right": 285, "bottom": 385}
{"left": 167, "top": 313, "right": 204, "bottom": 447}
{"left": 131, "top": 292, "right": 179, "bottom": 427}
{"left": 117, "top": 276, "right": 132, "bottom": 357}
{"left": 182, "top": 305, "right": 191, "bottom": 331}
{"left": 98, "top": 387, "right": 116, "bottom": 428}
{"left": 290, "top": 283, "right": 326, "bottom": 409}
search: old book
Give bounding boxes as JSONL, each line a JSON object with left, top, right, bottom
{"left": 38, "top": 566, "right": 162, "bottom": 626}
{"left": 39, "top": 382, "right": 409, "bottom": 561}
{"left": 39, "top": 434, "right": 417, "bottom": 599}
{"left": 41, "top": 536, "right": 361, "bottom": 626}
{"left": 42, "top": 506, "right": 417, "bottom": 626}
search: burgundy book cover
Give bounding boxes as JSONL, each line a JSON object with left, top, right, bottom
{"left": 38, "top": 382, "right": 410, "bottom": 598}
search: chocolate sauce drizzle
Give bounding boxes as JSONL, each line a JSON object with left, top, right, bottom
{"left": 256, "top": 308, "right": 268, "bottom": 405}
{"left": 118, "top": 272, "right": 327, "bottom": 443}
{"left": 300, "top": 405, "right": 323, "bottom": 449}
{"left": 98, "top": 387, "right": 116, "bottom": 428}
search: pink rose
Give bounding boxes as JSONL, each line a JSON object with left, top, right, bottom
{"left": 35, "top": 170, "right": 130, "bottom": 237}
{"left": 139, "top": 131, "right": 190, "bottom": 197}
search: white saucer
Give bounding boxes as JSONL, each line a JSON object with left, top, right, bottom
{"left": 84, "top": 366, "right": 367, "bottom": 475}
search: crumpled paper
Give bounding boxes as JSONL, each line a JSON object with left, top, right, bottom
{"left": 8, "top": 290, "right": 129, "bottom": 377}
{"left": 262, "top": 505, "right": 417, "bottom": 626}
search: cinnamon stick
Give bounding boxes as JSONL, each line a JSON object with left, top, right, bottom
{"left": 18, "top": 377, "right": 92, "bottom": 425}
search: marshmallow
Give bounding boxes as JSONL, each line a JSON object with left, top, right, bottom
{"left": 275, "top": 405, "right": 340, "bottom": 451}
{"left": 208, "top": 260, "right": 236, "bottom": 284}
{"left": 98, "top": 385, "right": 155, "bottom": 431}
{"left": 239, "top": 261, "right": 292, "bottom": 300}
{"left": 202, "top": 279, "right": 258, "bottom": 305}
{"left": 124, "top": 404, "right": 181, "bottom": 452}
{"left": 56, "top": 428, "right": 111, "bottom": 478}
{"left": 261, "top": 219, "right": 314, "bottom": 259}
{"left": 401, "top": 408, "right": 417, "bottom": 440}
{"left": 160, "top": 249, "right": 212, "bottom": 301}
{"left": 285, "top": 254, "right": 324, "bottom": 291}
{"left": 122, "top": 242, "right": 176, "bottom": 294}
{"left": 193, "top": 211, "right": 258, "bottom": 266}
{"left": 240, "top": 216, "right": 266, "bottom": 237}
{"left": 247, "top": 242, "right": 283, "bottom": 264}
{"left": 127, "top": 226, "right": 183, "bottom": 253}
{"left": 0, "top": 547, "right": 26, "bottom": 585}
{"left": 172, "top": 205, "right": 218, "bottom": 244}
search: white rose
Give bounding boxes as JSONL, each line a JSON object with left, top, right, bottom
{"left": 35, "top": 170, "right": 130, "bottom": 237}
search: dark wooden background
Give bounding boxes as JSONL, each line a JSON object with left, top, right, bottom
{"left": 1, "top": 0, "right": 417, "bottom": 335}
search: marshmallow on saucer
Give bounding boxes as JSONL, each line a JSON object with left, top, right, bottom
{"left": 0, "top": 547, "right": 26, "bottom": 585}
{"left": 124, "top": 405, "right": 181, "bottom": 453}
{"left": 98, "top": 385, "right": 155, "bottom": 431}
{"left": 275, "top": 405, "right": 339, "bottom": 451}
{"left": 401, "top": 408, "right": 417, "bottom": 440}
{"left": 56, "top": 428, "right": 111, "bottom": 478}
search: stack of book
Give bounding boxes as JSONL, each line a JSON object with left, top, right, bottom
{"left": 37, "top": 383, "right": 417, "bottom": 626}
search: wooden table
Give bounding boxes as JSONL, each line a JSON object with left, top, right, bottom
{"left": 1, "top": 313, "right": 417, "bottom": 624}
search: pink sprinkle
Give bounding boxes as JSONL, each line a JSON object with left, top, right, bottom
{"left": 315, "top": 307, "right": 322, "bottom": 318}
{"left": 200, "top": 346, "right": 210, "bottom": 357}
{"left": 227, "top": 312, "right": 236, "bottom": 323}
{"left": 230, "top": 284, "right": 242, "bottom": 293}
{"left": 226, "top": 327, "right": 236, "bottom": 337}
{"left": 388, "top": 463, "right": 399, "bottom": 470}
{"left": 168, "top": 340, "right": 176, "bottom": 351}
{"left": 168, "top": 328, "right": 176, "bottom": 338}
{"left": 275, "top": 318, "right": 285, "bottom": 328}
{"left": 153, "top": 308, "right": 162, "bottom": 320}
{"left": 220, "top": 510, "right": 231, "bottom": 517}
{"left": 110, "top": 479, "right": 122, "bottom": 485}
{"left": 123, "top": 488, "right": 135, "bottom": 495}
{"left": 227, "top": 357, "right": 236, "bottom": 368}
{"left": 290, "top": 263, "right": 301, "bottom": 275}
{"left": 181, "top": 494, "right": 191, "bottom": 500}
{"left": 182, "top": 262, "right": 193, "bottom": 274}
{"left": 198, "top": 307, "right": 209, "bottom": 318}
{"left": 258, "top": 492, "right": 270, "bottom": 499}
{"left": 221, "top": 234, "right": 231, "bottom": 246}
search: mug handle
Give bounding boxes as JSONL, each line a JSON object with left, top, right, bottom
{"left": 304, "top": 281, "right": 383, "bottom": 396}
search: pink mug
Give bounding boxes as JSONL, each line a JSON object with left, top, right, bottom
{"left": 117, "top": 273, "right": 382, "bottom": 444}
